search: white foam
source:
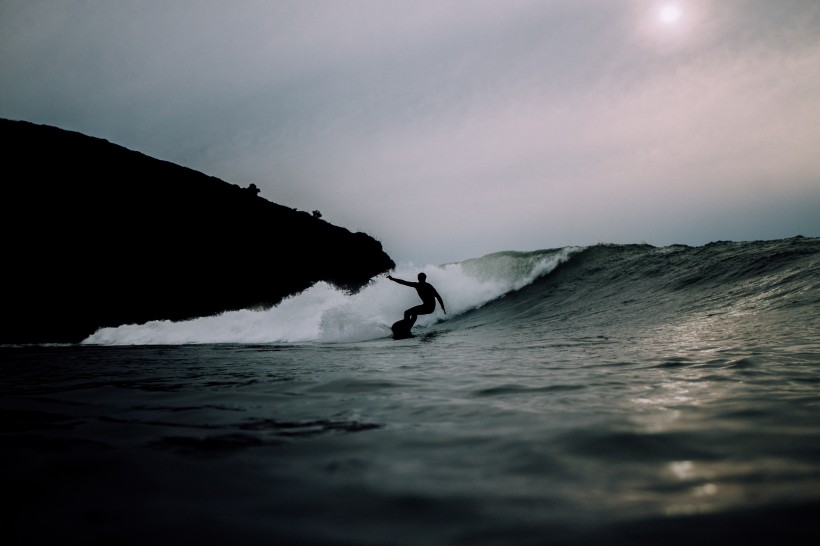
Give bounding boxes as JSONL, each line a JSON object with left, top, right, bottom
{"left": 82, "top": 247, "right": 581, "bottom": 345}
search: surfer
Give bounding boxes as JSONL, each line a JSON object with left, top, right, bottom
{"left": 387, "top": 273, "right": 446, "bottom": 328}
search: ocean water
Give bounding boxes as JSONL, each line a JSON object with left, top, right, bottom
{"left": 2, "top": 237, "right": 819, "bottom": 545}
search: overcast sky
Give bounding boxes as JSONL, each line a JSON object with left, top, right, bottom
{"left": 2, "top": 0, "right": 819, "bottom": 264}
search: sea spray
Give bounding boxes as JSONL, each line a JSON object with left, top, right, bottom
{"left": 83, "top": 247, "right": 580, "bottom": 345}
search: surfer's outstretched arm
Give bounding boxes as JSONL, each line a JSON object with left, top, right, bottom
{"left": 387, "top": 275, "right": 415, "bottom": 288}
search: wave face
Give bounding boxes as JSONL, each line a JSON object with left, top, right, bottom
{"left": 83, "top": 237, "right": 818, "bottom": 346}
{"left": 449, "top": 236, "right": 820, "bottom": 337}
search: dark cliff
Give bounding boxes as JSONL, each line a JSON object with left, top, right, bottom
{"left": 1, "top": 119, "right": 395, "bottom": 344}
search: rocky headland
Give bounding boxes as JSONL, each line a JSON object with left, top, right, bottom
{"left": 1, "top": 119, "right": 395, "bottom": 344}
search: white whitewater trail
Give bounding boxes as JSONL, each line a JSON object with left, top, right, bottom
{"left": 83, "top": 247, "right": 580, "bottom": 345}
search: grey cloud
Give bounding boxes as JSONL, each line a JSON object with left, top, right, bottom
{"left": 1, "top": 0, "right": 818, "bottom": 263}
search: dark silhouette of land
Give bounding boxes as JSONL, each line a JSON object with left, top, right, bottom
{"left": 1, "top": 119, "right": 395, "bottom": 343}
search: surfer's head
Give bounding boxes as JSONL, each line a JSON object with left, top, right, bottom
{"left": 418, "top": 272, "right": 427, "bottom": 282}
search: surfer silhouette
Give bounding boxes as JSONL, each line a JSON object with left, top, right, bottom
{"left": 387, "top": 273, "right": 446, "bottom": 329}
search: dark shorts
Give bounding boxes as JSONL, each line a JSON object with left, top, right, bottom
{"left": 405, "top": 303, "right": 435, "bottom": 317}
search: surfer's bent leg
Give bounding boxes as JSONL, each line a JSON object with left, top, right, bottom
{"left": 404, "top": 304, "right": 435, "bottom": 326}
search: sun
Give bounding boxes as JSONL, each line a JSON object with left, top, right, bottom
{"left": 640, "top": 2, "right": 694, "bottom": 47}
{"left": 660, "top": 4, "right": 682, "bottom": 23}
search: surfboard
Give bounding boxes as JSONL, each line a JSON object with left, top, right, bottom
{"left": 391, "top": 318, "right": 414, "bottom": 340}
